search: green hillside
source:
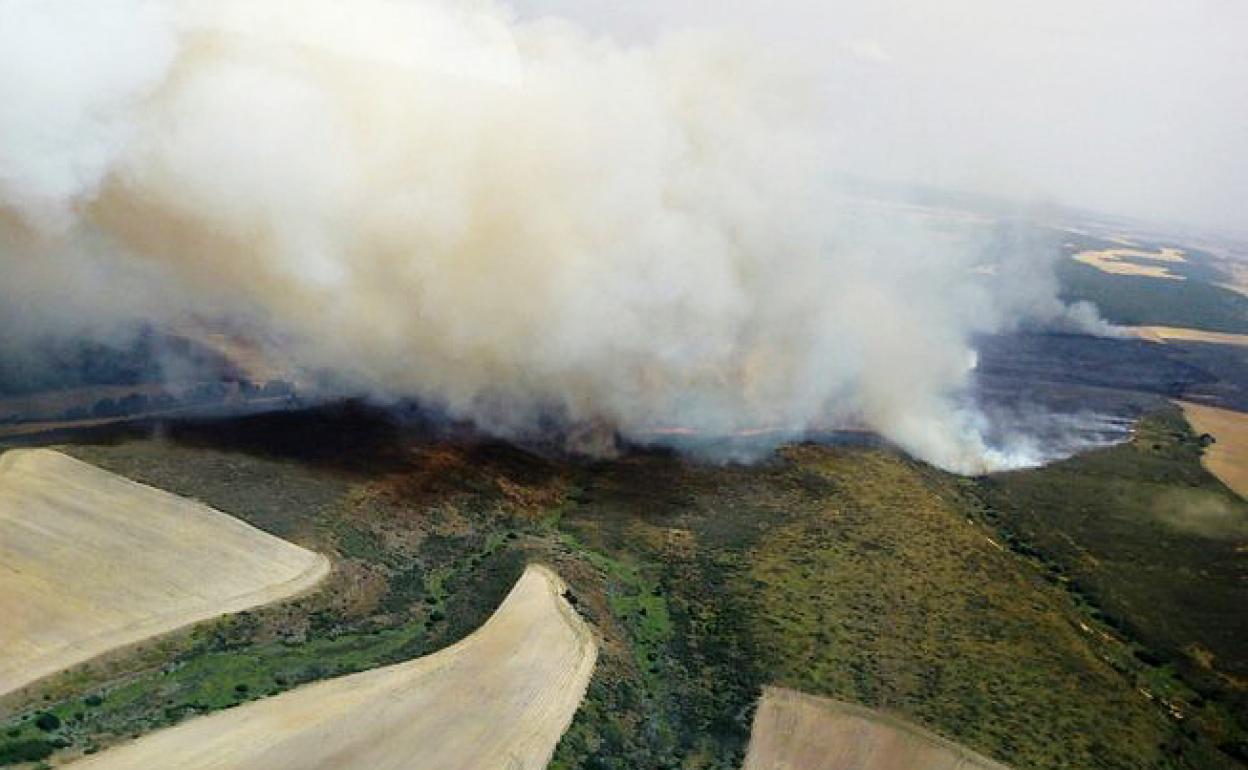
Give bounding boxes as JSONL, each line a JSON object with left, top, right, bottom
{"left": 0, "top": 408, "right": 1241, "bottom": 769}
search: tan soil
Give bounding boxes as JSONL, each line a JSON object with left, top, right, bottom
{"left": 1177, "top": 401, "right": 1248, "bottom": 499}
{"left": 742, "top": 687, "right": 1012, "bottom": 770}
{"left": 1130, "top": 326, "right": 1248, "bottom": 347}
{"left": 0, "top": 448, "right": 329, "bottom": 697}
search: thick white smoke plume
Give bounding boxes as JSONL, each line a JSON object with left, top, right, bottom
{"left": 0, "top": 0, "right": 1109, "bottom": 473}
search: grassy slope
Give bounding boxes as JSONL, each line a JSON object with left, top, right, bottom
{"left": 551, "top": 446, "right": 1233, "bottom": 770}
{"left": 0, "top": 410, "right": 1239, "bottom": 769}
{"left": 982, "top": 407, "right": 1248, "bottom": 763}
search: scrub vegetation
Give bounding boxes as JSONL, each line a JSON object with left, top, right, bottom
{"left": 982, "top": 406, "right": 1248, "bottom": 764}
{"left": 0, "top": 404, "right": 1242, "bottom": 769}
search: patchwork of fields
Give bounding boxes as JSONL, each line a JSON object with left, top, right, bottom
{"left": 0, "top": 396, "right": 1243, "bottom": 769}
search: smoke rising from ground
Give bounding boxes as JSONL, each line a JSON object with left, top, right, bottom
{"left": 0, "top": 0, "right": 1114, "bottom": 473}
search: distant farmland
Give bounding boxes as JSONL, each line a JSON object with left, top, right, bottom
{"left": 0, "top": 449, "right": 328, "bottom": 698}
{"left": 1131, "top": 326, "right": 1248, "bottom": 348}
{"left": 1057, "top": 239, "right": 1248, "bottom": 334}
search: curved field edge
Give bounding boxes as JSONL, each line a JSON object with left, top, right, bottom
{"left": 743, "top": 686, "right": 1011, "bottom": 770}
{"left": 0, "top": 448, "right": 330, "bottom": 699}
{"left": 0, "top": 407, "right": 1240, "bottom": 769}
{"left": 1175, "top": 400, "right": 1248, "bottom": 499}
{"left": 63, "top": 564, "right": 596, "bottom": 770}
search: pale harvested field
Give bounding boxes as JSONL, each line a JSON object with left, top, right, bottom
{"left": 1178, "top": 401, "right": 1248, "bottom": 498}
{"left": 1131, "top": 326, "right": 1248, "bottom": 347}
{"left": 67, "top": 564, "right": 597, "bottom": 770}
{"left": 0, "top": 449, "right": 329, "bottom": 697}
{"left": 1072, "top": 246, "right": 1186, "bottom": 280}
{"left": 742, "top": 687, "right": 1011, "bottom": 770}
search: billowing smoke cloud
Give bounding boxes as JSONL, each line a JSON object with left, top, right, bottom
{"left": 0, "top": 0, "right": 1111, "bottom": 473}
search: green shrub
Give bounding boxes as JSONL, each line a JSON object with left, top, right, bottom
{"left": 0, "top": 738, "right": 55, "bottom": 764}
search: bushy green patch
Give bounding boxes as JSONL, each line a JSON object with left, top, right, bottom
{"left": 0, "top": 737, "right": 56, "bottom": 765}
{"left": 31, "top": 714, "right": 58, "bottom": 733}
{"left": 551, "top": 443, "right": 1238, "bottom": 770}
{"left": 329, "top": 521, "right": 390, "bottom": 564}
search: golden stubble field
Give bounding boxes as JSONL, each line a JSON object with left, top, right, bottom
{"left": 0, "top": 448, "right": 329, "bottom": 698}
{"left": 1178, "top": 401, "right": 1248, "bottom": 498}
{"left": 1131, "top": 326, "right": 1248, "bottom": 347}
{"left": 65, "top": 564, "right": 596, "bottom": 770}
{"left": 742, "top": 687, "right": 1012, "bottom": 770}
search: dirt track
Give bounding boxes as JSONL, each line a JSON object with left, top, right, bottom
{"left": 0, "top": 448, "right": 329, "bottom": 697}
{"left": 65, "top": 564, "right": 597, "bottom": 770}
{"left": 1178, "top": 401, "right": 1248, "bottom": 498}
{"left": 742, "top": 687, "right": 1011, "bottom": 770}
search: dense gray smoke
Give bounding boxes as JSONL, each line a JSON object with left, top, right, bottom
{"left": 0, "top": 0, "right": 1112, "bottom": 473}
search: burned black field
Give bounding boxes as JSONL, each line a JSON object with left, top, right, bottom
{"left": 0, "top": 388, "right": 1244, "bottom": 770}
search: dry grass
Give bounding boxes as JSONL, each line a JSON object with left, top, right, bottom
{"left": 1178, "top": 401, "right": 1248, "bottom": 498}
{"left": 65, "top": 564, "right": 596, "bottom": 770}
{"left": 1073, "top": 246, "right": 1187, "bottom": 280}
{"left": 743, "top": 686, "right": 1011, "bottom": 770}
{"left": 0, "top": 448, "right": 329, "bottom": 698}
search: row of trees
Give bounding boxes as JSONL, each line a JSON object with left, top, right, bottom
{"left": 0, "top": 380, "right": 297, "bottom": 425}
{"left": 77, "top": 380, "right": 297, "bottom": 420}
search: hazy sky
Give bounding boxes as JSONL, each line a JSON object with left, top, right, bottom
{"left": 515, "top": 0, "right": 1248, "bottom": 236}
